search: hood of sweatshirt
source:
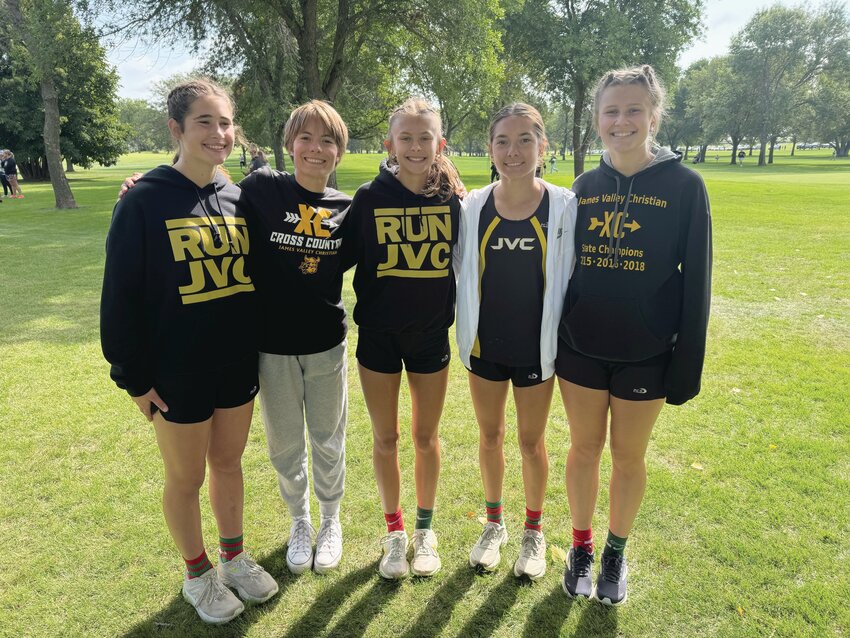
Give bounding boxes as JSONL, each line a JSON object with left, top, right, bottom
{"left": 140, "top": 165, "right": 235, "bottom": 250}
{"left": 596, "top": 147, "right": 681, "bottom": 267}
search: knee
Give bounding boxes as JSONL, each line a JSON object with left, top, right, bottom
{"left": 412, "top": 429, "right": 439, "bottom": 453}
{"left": 610, "top": 450, "right": 646, "bottom": 476}
{"left": 479, "top": 426, "right": 505, "bottom": 451}
{"left": 373, "top": 429, "right": 400, "bottom": 455}
{"left": 165, "top": 468, "right": 206, "bottom": 495}
{"left": 207, "top": 450, "right": 243, "bottom": 476}
{"left": 518, "top": 434, "right": 545, "bottom": 459}
{"left": 569, "top": 438, "right": 606, "bottom": 465}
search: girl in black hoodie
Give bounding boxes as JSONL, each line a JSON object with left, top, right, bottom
{"left": 557, "top": 66, "right": 711, "bottom": 605}
{"left": 101, "top": 79, "right": 277, "bottom": 624}
{"left": 342, "top": 98, "right": 463, "bottom": 579}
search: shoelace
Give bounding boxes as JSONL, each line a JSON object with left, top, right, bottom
{"left": 316, "top": 521, "right": 340, "bottom": 553}
{"left": 229, "top": 554, "right": 264, "bottom": 577}
{"left": 291, "top": 520, "right": 313, "bottom": 550}
{"left": 571, "top": 548, "right": 593, "bottom": 577}
{"left": 197, "top": 573, "right": 232, "bottom": 606}
{"left": 413, "top": 531, "right": 436, "bottom": 557}
{"left": 521, "top": 533, "right": 543, "bottom": 557}
{"left": 601, "top": 553, "right": 624, "bottom": 583}
{"left": 383, "top": 535, "right": 406, "bottom": 560}
{"left": 479, "top": 524, "right": 502, "bottom": 549}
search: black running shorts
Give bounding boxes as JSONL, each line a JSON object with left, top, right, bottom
{"left": 467, "top": 355, "right": 546, "bottom": 388}
{"left": 356, "top": 327, "right": 450, "bottom": 374}
{"left": 555, "top": 339, "right": 669, "bottom": 401}
{"left": 151, "top": 354, "right": 260, "bottom": 424}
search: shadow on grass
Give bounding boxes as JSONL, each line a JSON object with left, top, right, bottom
{"left": 573, "top": 600, "right": 619, "bottom": 637}
{"left": 398, "top": 566, "right": 477, "bottom": 638}
{"left": 282, "top": 560, "right": 383, "bottom": 638}
{"left": 120, "top": 545, "right": 292, "bottom": 637}
{"left": 521, "top": 583, "right": 576, "bottom": 637}
{"left": 454, "top": 571, "right": 522, "bottom": 638}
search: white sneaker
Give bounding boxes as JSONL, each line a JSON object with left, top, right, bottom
{"left": 513, "top": 529, "right": 547, "bottom": 580}
{"left": 469, "top": 522, "right": 508, "bottom": 571}
{"left": 218, "top": 551, "right": 279, "bottom": 602}
{"left": 411, "top": 528, "right": 441, "bottom": 577}
{"left": 286, "top": 517, "right": 315, "bottom": 574}
{"left": 182, "top": 568, "right": 244, "bottom": 624}
{"left": 314, "top": 517, "right": 343, "bottom": 574}
{"left": 378, "top": 530, "right": 409, "bottom": 579}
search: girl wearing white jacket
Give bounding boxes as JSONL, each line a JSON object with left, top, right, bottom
{"left": 456, "top": 103, "right": 576, "bottom": 580}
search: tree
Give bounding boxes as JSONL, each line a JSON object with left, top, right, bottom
{"left": 118, "top": 98, "right": 171, "bottom": 152}
{"left": 807, "top": 72, "right": 850, "bottom": 157}
{"left": 4, "top": 0, "right": 77, "bottom": 207}
{"left": 730, "top": 2, "right": 850, "bottom": 166}
{"left": 659, "top": 69, "right": 703, "bottom": 158}
{"left": 506, "top": 0, "right": 703, "bottom": 176}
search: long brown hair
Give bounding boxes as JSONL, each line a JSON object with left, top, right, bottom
{"left": 386, "top": 98, "right": 464, "bottom": 202}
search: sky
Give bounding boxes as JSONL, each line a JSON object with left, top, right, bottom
{"left": 106, "top": 0, "right": 839, "bottom": 101}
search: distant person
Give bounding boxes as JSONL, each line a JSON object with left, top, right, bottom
{"left": 737, "top": 150, "right": 745, "bottom": 166}
{"left": 490, "top": 161, "right": 499, "bottom": 183}
{"left": 247, "top": 144, "right": 269, "bottom": 173}
{"left": 3, "top": 151, "right": 23, "bottom": 198}
{"left": 550, "top": 153, "right": 558, "bottom": 172}
{"left": 0, "top": 150, "right": 10, "bottom": 197}
{"left": 714, "top": 153, "right": 719, "bottom": 162}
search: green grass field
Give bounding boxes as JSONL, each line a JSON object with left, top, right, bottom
{"left": 1, "top": 149, "right": 848, "bottom": 637}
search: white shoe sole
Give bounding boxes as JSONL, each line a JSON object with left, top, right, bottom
{"left": 469, "top": 555, "right": 501, "bottom": 571}
{"left": 411, "top": 559, "right": 441, "bottom": 577}
{"left": 221, "top": 577, "right": 279, "bottom": 603}
{"left": 513, "top": 562, "right": 546, "bottom": 581}
{"left": 286, "top": 553, "right": 314, "bottom": 575}
{"left": 313, "top": 553, "right": 342, "bottom": 574}
{"left": 182, "top": 590, "right": 244, "bottom": 624}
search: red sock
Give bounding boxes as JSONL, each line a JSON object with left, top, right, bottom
{"left": 573, "top": 527, "right": 594, "bottom": 553}
{"left": 184, "top": 550, "right": 212, "bottom": 579}
{"left": 384, "top": 508, "right": 404, "bottom": 533}
{"left": 525, "top": 507, "right": 542, "bottom": 532}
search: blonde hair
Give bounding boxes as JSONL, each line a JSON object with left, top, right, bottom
{"left": 283, "top": 100, "right": 349, "bottom": 161}
{"left": 592, "top": 65, "right": 667, "bottom": 139}
{"left": 488, "top": 103, "right": 547, "bottom": 148}
{"left": 386, "top": 98, "right": 464, "bottom": 202}
{"left": 167, "top": 78, "right": 239, "bottom": 166}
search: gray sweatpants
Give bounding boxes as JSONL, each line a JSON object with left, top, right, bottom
{"left": 258, "top": 341, "right": 347, "bottom": 519}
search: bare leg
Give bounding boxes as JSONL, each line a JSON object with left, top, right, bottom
{"left": 468, "top": 372, "right": 510, "bottom": 504}
{"left": 206, "top": 400, "right": 254, "bottom": 538}
{"left": 407, "top": 368, "right": 449, "bottom": 510}
{"left": 608, "top": 396, "right": 665, "bottom": 537}
{"left": 513, "top": 377, "right": 555, "bottom": 512}
{"left": 558, "top": 379, "right": 610, "bottom": 530}
{"left": 152, "top": 414, "right": 212, "bottom": 559}
{"left": 358, "top": 364, "right": 403, "bottom": 514}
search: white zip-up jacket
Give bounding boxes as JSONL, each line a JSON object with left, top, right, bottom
{"left": 456, "top": 180, "right": 577, "bottom": 380}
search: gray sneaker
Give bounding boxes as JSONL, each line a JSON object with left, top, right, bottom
{"left": 595, "top": 553, "right": 628, "bottom": 605}
{"left": 562, "top": 546, "right": 594, "bottom": 598}
{"left": 182, "top": 569, "right": 244, "bottom": 624}
{"left": 411, "top": 528, "right": 441, "bottom": 577}
{"left": 218, "top": 551, "right": 279, "bottom": 602}
{"left": 513, "top": 529, "right": 546, "bottom": 580}
{"left": 378, "top": 530, "right": 410, "bottom": 579}
{"left": 469, "top": 522, "right": 508, "bottom": 571}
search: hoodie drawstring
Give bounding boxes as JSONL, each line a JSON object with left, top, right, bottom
{"left": 195, "top": 186, "right": 233, "bottom": 250}
{"left": 607, "top": 175, "right": 636, "bottom": 268}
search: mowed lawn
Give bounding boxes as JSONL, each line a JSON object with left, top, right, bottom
{"left": 1, "top": 149, "right": 847, "bottom": 638}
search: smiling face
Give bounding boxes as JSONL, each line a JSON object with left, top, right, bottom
{"left": 596, "top": 83, "right": 657, "bottom": 160}
{"left": 489, "top": 115, "right": 546, "bottom": 180}
{"left": 168, "top": 94, "right": 234, "bottom": 169}
{"left": 288, "top": 116, "right": 341, "bottom": 191}
{"left": 385, "top": 113, "right": 445, "bottom": 181}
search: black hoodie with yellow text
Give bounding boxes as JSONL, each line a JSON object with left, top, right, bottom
{"left": 100, "top": 165, "right": 255, "bottom": 396}
{"left": 559, "top": 149, "right": 712, "bottom": 405}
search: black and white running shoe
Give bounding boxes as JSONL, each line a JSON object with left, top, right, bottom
{"left": 562, "top": 546, "right": 594, "bottom": 598}
{"left": 594, "top": 552, "right": 628, "bottom": 606}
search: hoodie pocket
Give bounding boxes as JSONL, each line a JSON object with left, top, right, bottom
{"left": 639, "top": 271, "right": 682, "bottom": 343}
{"left": 563, "top": 294, "right": 673, "bottom": 362}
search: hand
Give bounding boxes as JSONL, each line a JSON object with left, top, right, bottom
{"left": 118, "top": 172, "right": 143, "bottom": 199}
{"left": 130, "top": 387, "right": 169, "bottom": 422}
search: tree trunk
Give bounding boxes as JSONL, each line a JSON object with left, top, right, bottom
{"left": 758, "top": 124, "right": 768, "bottom": 166}
{"left": 683, "top": 145, "right": 690, "bottom": 160}
{"left": 41, "top": 75, "right": 77, "bottom": 209}
{"left": 65, "top": 159, "right": 74, "bottom": 172}
{"left": 269, "top": 114, "right": 286, "bottom": 172}
{"left": 699, "top": 144, "right": 708, "bottom": 162}
{"left": 768, "top": 136, "right": 777, "bottom": 164}
{"left": 790, "top": 135, "right": 796, "bottom": 157}
{"left": 571, "top": 88, "right": 586, "bottom": 177}
{"left": 730, "top": 139, "right": 740, "bottom": 165}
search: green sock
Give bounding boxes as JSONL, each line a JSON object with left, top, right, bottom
{"left": 603, "top": 530, "right": 628, "bottom": 557}
{"left": 415, "top": 506, "right": 434, "bottom": 530}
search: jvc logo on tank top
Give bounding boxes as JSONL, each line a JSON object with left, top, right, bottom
{"left": 374, "top": 206, "right": 453, "bottom": 278}
{"left": 490, "top": 237, "right": 536, "bottom": 251}
{"left": 166, "top": 216, "right": 254, "bottom": 304}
